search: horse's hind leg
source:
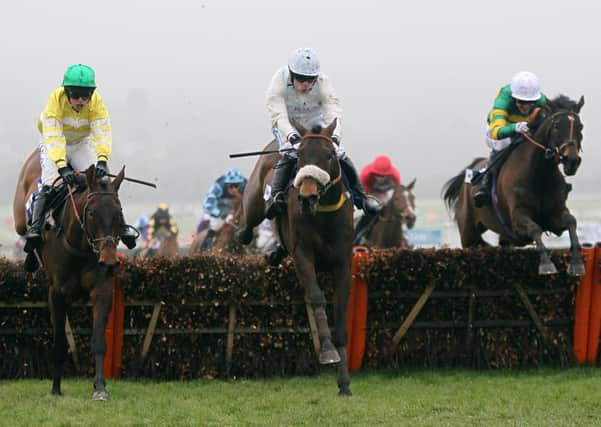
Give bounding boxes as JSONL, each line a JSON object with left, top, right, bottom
{"left": 90, "top": 282, "right": 113, "bottom": 400}
{"left": 49, "top": 288, "right": 67, "bottom": 396}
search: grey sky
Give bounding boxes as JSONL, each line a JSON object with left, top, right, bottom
{"left": 1, "top": 0, "right": 599, "bottom": 208}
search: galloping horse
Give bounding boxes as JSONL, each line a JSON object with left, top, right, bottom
{"left": 442, "top": 95, "right": 585, "bottom": 275}
{"left": 189, "top": 186, "right": 246, "bottom": 255}
{"left": 357, "top": 179, "right": 417, "bottom": 248}
{"left": 239, "top": 120, "right": 354, "bottom": 396}
{"left": 139, "top": 227, "right": 179, "bottom": 259}
{"left": 13, "top": 159, "right": 128, "bottom": 400}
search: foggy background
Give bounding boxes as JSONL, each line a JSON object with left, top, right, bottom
{"left": 1, "top": 0, "right": 599, "bottom": 211}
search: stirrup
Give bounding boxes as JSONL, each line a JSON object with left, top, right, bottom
{"left": 23, "top": 232, "right": 42, "bottom": 253}
{"left": 265, "top": 192, "right": 286, "bottom": 220}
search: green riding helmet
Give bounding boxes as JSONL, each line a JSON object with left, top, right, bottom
{"left": 63, "top": 64, "right": 96, "bottom": 88}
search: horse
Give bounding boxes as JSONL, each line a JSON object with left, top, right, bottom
{"left": 356, "top": 179, "right": 417, "bottom": 248}
{"left": 189, "top": 186, "right": 246, "bottom": 255}
{"left": 238, "top": 119, "right": 354, "bottom": 396}
{"left": 442, "top": 94, "right": 585, "bottom": 275}
{"left": 13, "top": 159, "right": 127, "bottom": 400}
{"left": 139, "top": 226, "right": 179, "bottom": 259}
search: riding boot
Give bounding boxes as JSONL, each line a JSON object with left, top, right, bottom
{"left": 265, "top": 157, "right": 295, "bottom": 220}
{"left": 24, "top": 185, "right": 53, "bottom": 253}
{"left": 473, "top": 172, "right": 491, "bottom": 208}
{"left": 473, "top": 150, "right": 502, "bottom": 208}
{"left": 120, "top": 226, "right": 138, "bottom": 250}
{"left": 202, "top": 229, "right": 217, "bottom": 251}
{"left": 340, "top": 156, "right": 382, "bottom": 214}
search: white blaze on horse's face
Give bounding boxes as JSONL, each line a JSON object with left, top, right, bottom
{"left": 294, "top": 165, "right": 331, "bottom": 197}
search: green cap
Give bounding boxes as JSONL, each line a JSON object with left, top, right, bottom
{"left": 63, "top": 64, "right": 96, "bottom": 88}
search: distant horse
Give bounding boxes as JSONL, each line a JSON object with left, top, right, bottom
{"left": 189, "top": 186, "right": 246, "bottom": 255}
{"left": 13, "top": 160, "right": 127, "bottom": 400}
{"left": 357, "top": 180, "right": 417, "bottom": 248}
{"left": 239, "top": 119, "right": 354, "bottom": 396}
{"left": 442, "top": 95, "right": 585, "bottom": 275}
{"left": 139, "top": 227, "right": 179, "bottom": 259}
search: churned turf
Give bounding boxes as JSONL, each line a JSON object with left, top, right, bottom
{"left": 1, "top": 368, "right": 601, "bottom": 426}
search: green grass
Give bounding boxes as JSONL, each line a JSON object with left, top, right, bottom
{"left": 2, "top": 368, "right": 601, "bottom": 426}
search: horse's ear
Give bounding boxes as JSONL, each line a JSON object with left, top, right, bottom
{"left": 407, "top": 178, "right": 416, "bottom": 190}
{"left": 112, "top": 166, "right": 125, "bottom": 191}
{"left": 85, "top": 164, "right": 97, "bottom": 188}
{"left": 545, "top": 98, "right": 557, "bottom": 113}
{"left": 290, "top": 118, "right": 308, "bottom": 136}
{"left": 575, "top": 95, "right": 585, "bottom": 113}
{"left": 324, "top": 118, "right": 337, "bottom": 137}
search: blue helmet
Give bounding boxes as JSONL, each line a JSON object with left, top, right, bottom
{"left": 224, "top": 168, "right": 245, "bottom": 184}
{"left": 136, "top": 215, "right": 149, "bottom": 228}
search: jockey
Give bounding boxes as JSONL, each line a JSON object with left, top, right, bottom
{"left": 24, "top": 64, "right": 137, "bottom": 253}
{"left": 134, "top": 215, "right": 150, "bottom": 248}
{"left": 360, "top": 155, "right": 402, "bottom": 203}
{"left": 197, "top": 168, "right": 247, "bottom": 245}
{"left": 473, "top": 71, "right": 547, "bottom": 207}
{"left": 148, "top": 203, "right": 178, "bottom": 240}
{"left": 263, "top": 47, "right": 382, "bottom": 220}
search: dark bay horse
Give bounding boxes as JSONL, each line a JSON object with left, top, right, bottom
{"left": 239, "top": 120, "right": 354, "bottom": 396}
{"left": 358, "top": 179, "right": 417, "bottom": 248}
{"left": 13, "top": 161, "right": 127, "bottom": 400}
{"left": 442, "top": 95, "right": 585, "bottom": 275}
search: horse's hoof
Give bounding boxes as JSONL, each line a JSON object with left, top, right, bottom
{"left": 338, "top": 388, "right": 352, "bottom": 397}
{"left": 539, "top": 262, "right": 558, "bottom": 275}
{"left": 319, "top": 348, "right": 341, "bottom": 365}
{"left": 51, "top": 389, "right": 62, "bottom": 396}
{"left": 92, "top": 390, "right": 110, "bottom": 401}
{"left": 568, "top": 262, "right": 586, "bottom": 277}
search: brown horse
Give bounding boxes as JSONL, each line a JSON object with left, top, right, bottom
{"left": 139, "top": 226, "right": 179, "bottom": 259}
{"left": 442, "top": 94, "right": 585, "bottom": 275}
{"left": 357, "top": 179, "right": 417, "bottom": 248}
{"left": 13, "top": 160, "right": 127, "bottom": 400}
{"left": 239, "top": 120, "right": 354, "bottom": 396}
{"left": 189, "top": 186, "right": 246, "bottom": 255}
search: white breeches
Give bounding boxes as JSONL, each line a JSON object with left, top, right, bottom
{"left": 485, "top": 129, "right": 511, "bottom": 152}
{"left": 39, "top": 138, "right": 97, "bottom": 186}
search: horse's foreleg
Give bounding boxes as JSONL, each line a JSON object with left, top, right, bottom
{"left": 513, "top": 210, "right": 557, "bottom": 275}
{"left": 332, "top": 261, "right": 352, "bottom": 396}
{"left": 549, "top": 210, "right": 584, "bottom": 276}
{"left": 295, "top": 251, "right": 340, "bottom": 365}
{"left": 49, "top": 288, "right": 67, "bottom": 396}
{"left": 90, "top": 283, "right": 113, "bottom": 400}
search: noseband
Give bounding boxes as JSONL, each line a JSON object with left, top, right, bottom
{"left": 298, "top": 134, "right": 348, "bottom": 212}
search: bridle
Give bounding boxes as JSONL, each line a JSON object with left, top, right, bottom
{"left": 521, "top": 111, "right": 581, "bottom": 163}
{"left": 67, "top": 186, "right": 122, "bottom": 255}
{"left": 298, "top": 133, "right": 348, "bottom": 212}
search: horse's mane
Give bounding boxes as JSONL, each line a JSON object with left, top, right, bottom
{"left": 549, "top": 94, "right": 579, "bottom": 111}
{"left": 311, "top": 124, "right": 323, "bottom": 134}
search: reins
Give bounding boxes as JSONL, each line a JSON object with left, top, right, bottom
{"left": 521, "top": 111, "right": 580, "bottom": 162}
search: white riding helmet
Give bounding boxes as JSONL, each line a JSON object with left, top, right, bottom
{"left": 510, "top": 71, "right": 541, "bottom": 101}
{"left": 288, "top": 47, "right": 320, "bottom": 77}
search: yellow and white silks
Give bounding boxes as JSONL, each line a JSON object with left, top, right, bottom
{"left": 37, "top": 87, "right": 112, "bottom": 186}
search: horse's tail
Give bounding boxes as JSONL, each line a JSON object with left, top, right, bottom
{"left": 442, "top": 158, "right": 484, "bottom": 211}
